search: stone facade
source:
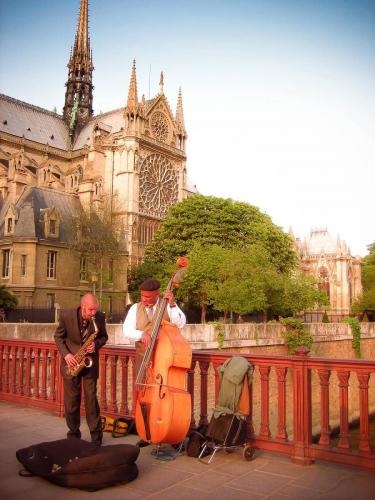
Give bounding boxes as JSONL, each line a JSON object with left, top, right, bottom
{"left": 290, "top": 228, "right": 362, "bottom": 316}
{"left": 0, "top": 1, "right": 195, "bottom": 311}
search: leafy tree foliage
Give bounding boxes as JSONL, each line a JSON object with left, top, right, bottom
{"left": 352, "top": 242, "right": 375, "bottom": 313}
{"left": 127, "top": 261, "right": 169, "bottom": 303}
{"left": 145, "top": 195, "right": 296, "bottom": 273}
{"left": 0, "top": 285, "right": 18, "bottom": 310}
{"left": 175, "top": 243, "right": 327, "bottom": 322}
{"left": 266, "top": 273, "right": 329, "bottom": 319}
{"left": 132, "top": 194, "right": 326, "bottom": 322}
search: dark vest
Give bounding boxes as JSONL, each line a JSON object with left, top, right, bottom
{"left": 135, "top": 301, "right": 170, "bottom": 333}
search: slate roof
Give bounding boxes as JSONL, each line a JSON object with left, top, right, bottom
{"left": 305, "top": 228, "right": 340, "bottom": 255}
{"left": 0, "top": 186, "right": 82, "bottom": 244}
{"left": 73, "top": 107, "right": 124, "bottom": 150}
{"left": 0, "top": 94, "right": 70, "bottom": 151}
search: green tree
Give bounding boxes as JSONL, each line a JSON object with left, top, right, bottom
{"left": 177, "top": 244, "right": 269, "bottom": 322}
{"left": 208, "top": 246, "right": 270, "bottom": 320}
{"left": 127, "top": 261, "right": 169, "bottom": 303}
{"left": 266, "top": 273, "right": 329, "bottom": 319}
{"left": 352, "top": 242, "right": 375, "bottom": 313}
{"left": 0, "top": 285, "right": 18, "bottom": 310}
{"left": 133, "top": 195, "right": 326, "bottom": 322}
{"left": 145, "top": 195, "right": 296, "bottom": 273}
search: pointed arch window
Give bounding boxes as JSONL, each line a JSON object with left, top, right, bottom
{"left": 318, "top": 267, "right": 330, "bottom": 298}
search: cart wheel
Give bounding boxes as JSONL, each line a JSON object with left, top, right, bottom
{"left": 243, "top": 445, "right": 255, "bottom": 461}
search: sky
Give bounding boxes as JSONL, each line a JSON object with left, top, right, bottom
{"left": 0, "top": 0, "right": 374, "bottom": 257}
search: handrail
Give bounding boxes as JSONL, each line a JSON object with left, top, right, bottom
{"left": 0, "top": 338, "right": 374, "bottom": 470}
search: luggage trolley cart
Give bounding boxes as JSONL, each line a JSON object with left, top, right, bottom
{"left": 198, "top": 356, "right": 255, "bottom": 464}
{"left": 198, "top": 413, "right": 255, "bottom": 464}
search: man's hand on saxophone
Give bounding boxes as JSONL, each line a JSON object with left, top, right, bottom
{"left": 85, "top": 341, "right": 95, "bottom": 354}
{"left": 65, "top": 352, "right": 78, "bottom": 368}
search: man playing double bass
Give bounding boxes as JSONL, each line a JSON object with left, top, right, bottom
{"left": 123, "top": 279, "right": 186, "bottom": 347}
{"left": 122, "top": 278, "right": 187, "bottom": 446}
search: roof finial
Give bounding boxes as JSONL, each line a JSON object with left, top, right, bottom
{"left": 159, "top": 71, "right": 164, "bottom": 94}
{"left": 127, "top": 59, "right": 138, "bottom": 108}
{"left": 75, "top": 0, "right": 90, "bottom": 55}
{"left": 175, "top": 87, "right": 186, "bottom": 134}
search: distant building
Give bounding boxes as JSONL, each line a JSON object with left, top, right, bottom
{"left": 0, "top": 0, "right": 195, "bottom": 311}
{"left": 290, "top": 228, "right": 362, "bottom": 317}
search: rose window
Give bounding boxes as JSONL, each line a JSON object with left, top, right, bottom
{"left": 139, "top": 154, "right": 178, "bottom": 217}
{"left": 150, "top": 112, "right": 169, "bottom": 142}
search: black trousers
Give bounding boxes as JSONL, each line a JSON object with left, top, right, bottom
{"left": 62, "top": 369, "right": 102, "bottom": 444}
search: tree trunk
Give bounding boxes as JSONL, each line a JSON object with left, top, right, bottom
{"left": 99, "top": 259, "right": 103, "bottom": 308}
{"left": 200, "top": 302, "right": 206, "bottom": 324}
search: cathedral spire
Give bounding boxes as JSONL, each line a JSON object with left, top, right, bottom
{"left": 159, "top": 71, "right": 164, "bottom": 94}
{"left": 63, "top": 0, "right": 94, "bottom": 137}
{"left": 175, "top": 87, "right": 187, "bottom": 151}
{"left": 127, "top": 60, "right": 138, "bottom": 108}
{"left": 75, "top": 0, "right": 89, "bottom": 55}
{"left": 175, "top": 87, "right": 186, "bottom": 131}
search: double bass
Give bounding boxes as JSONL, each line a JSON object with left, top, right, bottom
{"left": 135, "top": 259, "right": 192, "bottom": 445}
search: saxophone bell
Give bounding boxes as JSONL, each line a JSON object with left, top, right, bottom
{"left": 83, "top": 355, "right": 93, "bottom": 368}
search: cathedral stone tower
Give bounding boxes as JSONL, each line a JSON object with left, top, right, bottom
{"left": 0, "top": 1, "right": 195, "bottom": 311}
{"left": 291, "top": 228, "right": 362, "bottom": 317}
{"left": 63, "top": 0, "right": 94, "bottom": 137}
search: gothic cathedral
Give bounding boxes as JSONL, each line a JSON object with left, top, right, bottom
{"left": 0, "top": 0, "right": 195, "bottom": 313}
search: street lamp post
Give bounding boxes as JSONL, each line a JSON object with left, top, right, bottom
{"left": 91, "top": 272, "right": 98, "bottom": 296}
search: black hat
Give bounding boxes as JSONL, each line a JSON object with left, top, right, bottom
{"left": 140, "top": 279, "right": 161, "bottom": 291}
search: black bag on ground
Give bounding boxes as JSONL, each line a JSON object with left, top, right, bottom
{"left": 186, "top": 424, "right": 208, "bottom": 457}
{"left": 16, "top": 438, "right": 139, "bottom": 491}
{"left": 206, "top": 413, "right": 247, "bottom": 446}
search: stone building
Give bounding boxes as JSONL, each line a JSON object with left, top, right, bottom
{"left": 290, "top": 228, "right": 362, "bottom": 317}
{"left": 0, "top": 0, "right": 195, "bottom": 311}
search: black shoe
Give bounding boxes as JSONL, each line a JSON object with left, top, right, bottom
{"left": 91, "top": 430, "right": 103, "bottom": 447}
{"left": 136, "top": 439, "right": 150, "bottom": 448}
{"left": 67, "top": 431, "right": 81, "bottom": 440}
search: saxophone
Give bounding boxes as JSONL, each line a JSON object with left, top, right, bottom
{"left": 65, "top": 316, "right": 99, "bottom": 377}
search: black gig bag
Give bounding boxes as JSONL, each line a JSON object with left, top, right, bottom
{"left": 16, "top": 438, "right": 139, "bottom": 491}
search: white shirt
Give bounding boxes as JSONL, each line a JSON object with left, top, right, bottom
{"left": 122, "top": 299, "right": 186, "bottom": 341}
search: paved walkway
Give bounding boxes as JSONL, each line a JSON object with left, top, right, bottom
{"left": 0, "top": 401, "right": 374, "bottom": 500}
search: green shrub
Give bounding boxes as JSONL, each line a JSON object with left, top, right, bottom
{"left": 342, "top": 317, "right": 361, "bottom": 358}
{"left": 280, "top": 317, "right": 313, "bottom": 355}
{"left": 210, "top": 320, "right": 225, "bottom": 350}
{"left": 322, "top": 311, "right": 330, "bottom": 323}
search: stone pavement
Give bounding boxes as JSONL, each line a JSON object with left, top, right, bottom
{"left": 0, "top": 401, "right": 374, "bottom": 500}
